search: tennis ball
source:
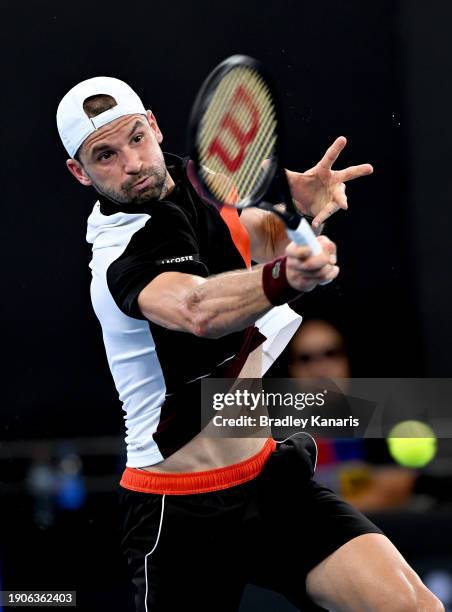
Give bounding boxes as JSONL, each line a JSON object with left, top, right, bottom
{"left": 387, "top": 420, "right": 437, "bottom": 468}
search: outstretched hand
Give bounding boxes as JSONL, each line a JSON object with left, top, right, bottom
{"left": 287, "top": 136, "right": 373, "bottom": 230}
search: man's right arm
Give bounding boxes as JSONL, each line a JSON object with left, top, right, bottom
{"left": 137, "top": 236, "right": 339, "bottom": 339}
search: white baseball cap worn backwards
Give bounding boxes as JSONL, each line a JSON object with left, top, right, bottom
{"left": 56, "top": 76, "right": 147, "bottom": 158}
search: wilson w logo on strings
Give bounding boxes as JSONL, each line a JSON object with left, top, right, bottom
{"left": 206, "top": 85, "right": 260, "bottom": 173}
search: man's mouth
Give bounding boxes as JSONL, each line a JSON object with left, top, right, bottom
{"left": 132, "top": 176, "right": 153, "bottom": 191}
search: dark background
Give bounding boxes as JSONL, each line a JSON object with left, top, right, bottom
{"left": 1, "top": 1, "right": 452, "bottom": 610}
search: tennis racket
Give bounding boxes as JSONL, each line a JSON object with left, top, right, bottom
{"left": 187, "top": 54, "right": 322, "bottom": 256}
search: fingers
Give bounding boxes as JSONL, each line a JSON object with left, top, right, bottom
{"left": 312, "top": 185, "right": 347, "bottom": 229}
{"left": 312, "top": 202, "right": 340, "bottom": 229}
{"left": 317, "top": 234, "right": 337, "bottom": 255}
{"left": 337, "top": 163, "right": 373, "bottom": 182}
{"left": 318, "top": 136, "right": 347, "bottom": 170}
{"left": 289, "top": 263, "right": 338, "bottom": 278}
{"left": 286, "top": 261, "right": 339, "bottom": 293}
{"left": 318, "top": 266, "right": 339, "bottom": 286}
{"left": 318, "top": 134, "right": 373, "bottom": 178}
{"left": 285, "top": 236, "right": 339, "bottom": 291}
{"left": 285, "top": 243, "right": 312, "bottom": 260}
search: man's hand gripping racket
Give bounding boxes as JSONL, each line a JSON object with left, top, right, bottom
{"left": 187, "top": 54, "right": 333, "bottom": 287}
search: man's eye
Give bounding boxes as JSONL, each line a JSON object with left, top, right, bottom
{"left": 98, "top": 151, "right": 113, "bottom": 161}
{"left": 133, "top": 134, "right": 144, "bottom": 143}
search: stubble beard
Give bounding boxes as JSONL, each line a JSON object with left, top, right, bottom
{"left": 93, "top": 163, "right": 169, "bottom": 205}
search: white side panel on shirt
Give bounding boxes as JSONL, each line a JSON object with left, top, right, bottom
{"left": 86, "top": 203, "right": 166, "bottom": 467}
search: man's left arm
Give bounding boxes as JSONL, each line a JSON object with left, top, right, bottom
{"left": 241, "top": 136, "right": 373, "bottom": 263}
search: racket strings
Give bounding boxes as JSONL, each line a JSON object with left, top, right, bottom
{"left": 200, "top": 70, "right": 245, "bottom": 158}
{"left": 200, "top": 72, "right": 260, "bottom": 179}
{"left": 200, "top": 70, "right": 256, "bottom": 181}
{"left": 230, "top": 87, "right": 277, "bottom": 197}
{"left": 202, "top": 70, "right": 275, "bottom": 200}
{"left": 236, "top": 113, "right": 276, "bottom": 200}
{"left": 197, "top": 66, "right": 277, "bottom": 204}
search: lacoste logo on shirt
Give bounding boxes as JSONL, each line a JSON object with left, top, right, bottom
{"left": 156, "top": 254, "right": 200, "bottom": 265}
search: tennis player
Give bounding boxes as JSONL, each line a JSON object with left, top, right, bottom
{"left": 56, "top": 77, "right": 443, "bottom": 612}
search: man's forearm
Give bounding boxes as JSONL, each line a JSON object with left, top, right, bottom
{"left": 184, "top": 266, "right": 273, "bottom": 338}
{"left": 138, "top": 266, "right": 275, "bottom": 339}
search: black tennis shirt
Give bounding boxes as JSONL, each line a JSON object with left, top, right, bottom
{"left": 86, "top": 153, "right": 265, "bottom": 465}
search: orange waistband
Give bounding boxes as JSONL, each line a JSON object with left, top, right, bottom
{"left": 120, "top": 437, "right": 277, "bottom": 495}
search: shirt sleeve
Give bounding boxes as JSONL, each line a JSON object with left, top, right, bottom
{"left": 107, "top": 201, "right": 209, "bottom": 319}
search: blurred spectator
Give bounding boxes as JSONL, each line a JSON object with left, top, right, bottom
{"left": 287, "top": 319, "right": 350, "bottom": 380}
{"left": 55, "top": 445, "right": 86, "bottom": 512}
{"left": 26, "top": 444, "right": 57, "bottom": 529}
{"left": 25, "top": 443, "right": 87, "bottom": 532}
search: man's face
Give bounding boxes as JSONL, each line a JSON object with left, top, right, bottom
{"left": 288, "top": 320, "right": 350, "bottom": 380}
{"left": 68, "top": 111, "right": 169, "bottom": 205}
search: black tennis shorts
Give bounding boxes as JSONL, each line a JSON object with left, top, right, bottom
{"left": 119, "top": 433, "right": 383, "bottom": 611}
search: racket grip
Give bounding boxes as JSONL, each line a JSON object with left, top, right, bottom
{"left": 286, "top": 218, "right": 322, "bottom": 254}
{"left": 286, "top": 218, "right": 332, "bottom": 286}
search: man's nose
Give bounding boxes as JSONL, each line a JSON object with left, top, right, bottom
{"left": 303, "top": 358, "right": 328, "bottom": 377}
{"left": 123, "top": 148, "right": 143, "bottom": 174}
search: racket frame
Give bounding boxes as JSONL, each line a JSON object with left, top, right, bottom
{"left": 188, "top": 55, "right": 303, "bottom": 228}
{"left": 188, "top": 54, "right": 324, "bottom": 258}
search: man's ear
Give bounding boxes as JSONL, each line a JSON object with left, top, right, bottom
{"left": 146, "top": 110, "right": 163, "bottom": 144}
{"left": 66, "top": 158, "right": 93, "bottom": 186}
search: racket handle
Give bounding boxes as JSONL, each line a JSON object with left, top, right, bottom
{"left": 286, "top": 218, "right": 332, "bottom": 286}
{"left": 286, "top": 217, "right": 322, "bottom": 254}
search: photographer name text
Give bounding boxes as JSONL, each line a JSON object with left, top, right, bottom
{"left": 212, "top": 415, "right": 359, "bottom": 428}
